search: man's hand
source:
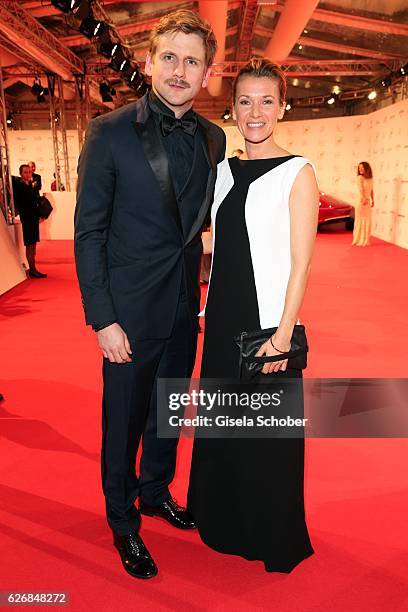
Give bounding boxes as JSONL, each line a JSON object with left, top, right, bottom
{"left": 97, "top": 323, "right": 132, "bottom": 363}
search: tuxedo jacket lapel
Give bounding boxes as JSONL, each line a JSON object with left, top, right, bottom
{"left": 132, "top": 103, "right": 183, "bottom": 235}
{"left": 184, "top": 120, "right": 218, "bottom": 246}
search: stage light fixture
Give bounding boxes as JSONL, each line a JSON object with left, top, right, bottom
{"left": 298, "top": 44, "right": 303, "bottom": 50}
{"left": 399, "top": 64, "right": 407, "bottom": 76}
{"left": 99, "top": 40, "right": 119, "bottom": 59}
{"left": 99, "top": 81, "right": 114, "bottom": 102}
{"left": 80, "top": 15, "right": 106, "bottom": 39}
{"left": 136, "top": 82, "right": 149, "bottom": 97}
{"left": 285, "top": 100, "right": 292, "bottom": 111}
{"left": 380, "top": 76, "right": 392, "bottom": 88}
{"left": 51, "top": 0, "right": 84, "bottom": 13}
{"left": 222, "top": 108, "right": 231, "bottom": 121}
{"left": 31, "top": 81, "right": 45, "bottom": 97}
{"left": 327, "top": 92, "right": 339, "bottom": 106}
{"left": 110, "top": 46, "right": 129, "bottom": 72}
{"left": 368, "top": 90, "right": 377, "bottom": 100}
{"left": 123, "top": 64, "right": 140, "bottom": 85}
{"left": 6, "top": 112, "right": 13, "bottom": 127}
{"left": 332, "top": 85, "right": 341, "bottom": 95}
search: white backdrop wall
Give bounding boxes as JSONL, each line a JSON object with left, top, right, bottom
{"left": 7, "top": 99, "right": 408, "bottom": 248}
{"left": 222, "top": 99, "right": 408, "bottom": 249}
{"left": 8, "top": 130, "right": 79, "bottom": 193}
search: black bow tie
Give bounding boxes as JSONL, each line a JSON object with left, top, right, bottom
{"left": 160, "top": 113, "right": 197, "bottom": 137}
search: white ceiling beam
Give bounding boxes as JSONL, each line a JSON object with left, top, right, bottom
{"left": 264, "top": 0, "right": 320, "bottom": 62}
{"left": 267, "top": 3, "right": 408, "bottom": 37}
{"left": 255, "top": 24, "right": 406, "bottom": 60}
{"left": 199, "top": 0, "right": 228, "bottom": 97}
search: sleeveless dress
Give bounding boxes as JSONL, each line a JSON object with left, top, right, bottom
{"left": 187, "top": 155, "right": 314, "bottom": 572}
{"left": 352, "top": 175, "right": 373, "bottom": 246}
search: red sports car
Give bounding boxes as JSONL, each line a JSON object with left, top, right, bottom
{"left": 318, "top": 191, "right": 354, "bottom": 230}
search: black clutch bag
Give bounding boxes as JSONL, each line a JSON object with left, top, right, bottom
{"left": 234, "top": 325, "right": 308, "bottom": 380}
{"left": 36, "top": 195, "right": 53, "bottom": 220}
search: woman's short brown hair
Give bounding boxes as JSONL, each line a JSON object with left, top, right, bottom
{"left": 149, "top": 9, "right": 217, "bottom": 68}
{"left": 233, "top": 58, "right": 287, "bottom": 105}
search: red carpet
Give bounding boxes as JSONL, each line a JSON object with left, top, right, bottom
{"left": 1, "top": 229, "right": 407, "bottom": 611}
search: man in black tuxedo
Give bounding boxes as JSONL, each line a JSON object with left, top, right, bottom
{"left": 74, "top": 10, "right": 225, "bottom": 579}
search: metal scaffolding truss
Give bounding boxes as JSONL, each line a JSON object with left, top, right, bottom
{"left": 211, "top": 58, "right": 405, "bottom": 78}
{"left": 0, "top": 33, "right": 43, "bottom": 75}
{"left": 236, "top": 0, "right": 260, "bottom": 63}
{"left": 0, "top": 63, "right": 15, "bottom": 224}
{"left": 47, "top": 74, "right": 71, "bottom": 193}
{"left": 0, "top": 1, "right": 84, "bottom": 79}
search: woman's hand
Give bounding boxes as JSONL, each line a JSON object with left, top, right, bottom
{"left": 255, "top": 334, "right": 291, "bottom": 375}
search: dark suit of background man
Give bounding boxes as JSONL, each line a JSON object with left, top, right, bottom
{"left": 28, "top": 161, "right": 42, "bottom": 197}
{"left": 74, "top": 10, "right": 225, "bottom": 580}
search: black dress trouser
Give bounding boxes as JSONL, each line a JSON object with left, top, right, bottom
{"left": 101, "top": 292, "right": 197, "bottom": 536}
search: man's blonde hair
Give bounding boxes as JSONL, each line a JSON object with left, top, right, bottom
{"left": 149, "top": 9, "right": 217, "bottom": 67}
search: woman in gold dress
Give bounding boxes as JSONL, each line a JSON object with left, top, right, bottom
{"left": 352, "top": 161, "right": 374, "bottom": 246}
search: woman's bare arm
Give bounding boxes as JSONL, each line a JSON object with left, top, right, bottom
{"left": 257, "top": 163, "right": 319, "bottom": 374}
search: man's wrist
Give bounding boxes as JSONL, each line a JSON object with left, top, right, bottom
{"left": 92, "top": 320, "right": 117, "bottom": 332}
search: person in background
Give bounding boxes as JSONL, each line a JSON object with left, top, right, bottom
{"left": 230, "top": 148, "right": 244, "bottom": 158}
{"left": 51, "top": 173, "right": 66, "bottom": 192}
{"left": 28, "top": 161, "right": 42, "bottom": 197}
{"left": 352, "top": 161, "right": 374, "bottom": 247}
{"left": 13, "top": 164, "right": 47, "bottom": 278}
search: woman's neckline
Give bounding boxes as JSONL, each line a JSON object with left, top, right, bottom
{"left": 233, "top": 154, "right": 295, "bottom": 161}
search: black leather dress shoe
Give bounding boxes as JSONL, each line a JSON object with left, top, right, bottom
{"left": 139, "top": 497, "right": 196, "bottom": 530}
{"left": 29, "top": 270, "right": 47, "bottom": 278}
{"left": 113, "top": 532, "right": 158, "bottom": 579}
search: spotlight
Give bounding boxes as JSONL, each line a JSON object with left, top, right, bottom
{"left": 80, "top": 15, "right": 107, "bottom": 39}
{"left": 222, "top": 108, "right": 231, "bottom": 121}
{"left": 332, "top": 85, "right": 341, "bottom": 95}
{"left": 124, "top": 67, "right": 140, "bottom": 84}
{"left": 380, "top": 76, "right": 392, "bottom": 88}
{"left": 99, "top": 40, "right": 119, "bottom": 59}
{"left": 51, "top": 0, "right": 85, "bottom": 13}
{"left": 285, "top": 100, "right": 293, "bottom": 111}
{"left": 6, "top": 112, "right": 13, "bottom": 127}
{"left": 110, "top": 46, "right": 129, "bottom": 72}
{"left": 399, "top": 63, "right": 407, "bottom": 76}
{"left": 368, "top": 90, "right": 377, "bottom": 100}
{"left": 31, "top": 81, "right": 45, "bottom": 97}
{"left": 99, "top": 81, "right": 114, "bottom": 102}
{"left": 136, "top": 81, "right": 149, "bottom": 97}
{"left": 327, "top": 93, "right": 338, "bottom": 105}
{"left": 298, "top": 44, "right": 303, "bottom": 50}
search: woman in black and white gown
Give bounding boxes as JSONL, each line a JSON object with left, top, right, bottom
{"left": 188, "top": 59, "right": 319, "bottom": 573}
